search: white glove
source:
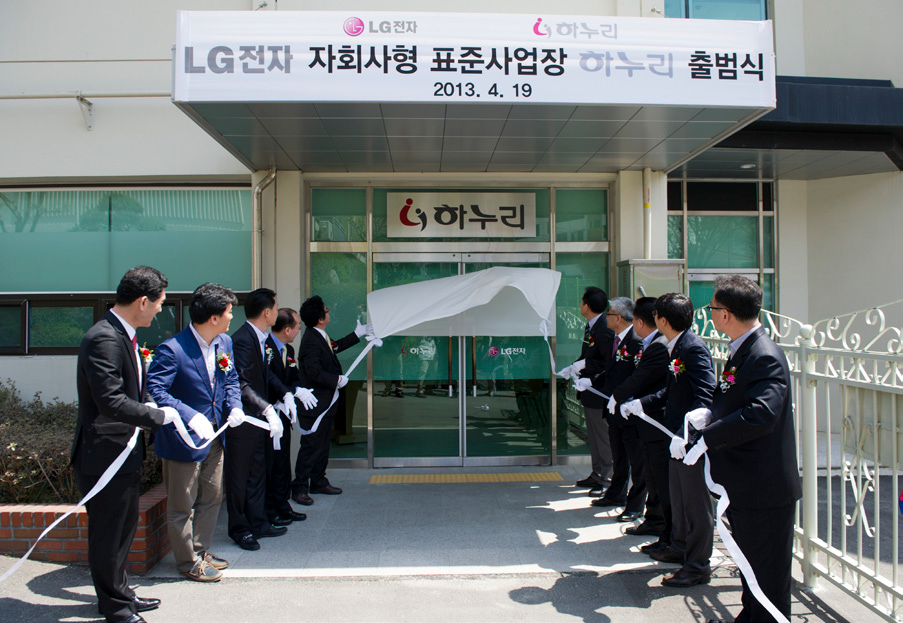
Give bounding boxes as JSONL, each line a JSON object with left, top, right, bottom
{"left": 264, "top": 405, "right": 283, "bottom": 439}
{"left": 188, "top": 413, "right": 215, "bottom": 440}
{"left": 685, "top": 407, "right": 712, "bottom": 431}
{"left": 669, "top": 436, "right": 687, "bottom": 460}
{"left": 294, "top": 386, "right": 318, "bottom": 410}
{"left": 144, "top": 401, "right": 158, "bottom": 409}
{"left": 574, "top": 377, "right": 592, "bottom": 392}
{"left": 557, "top": 365, "right": 573, "bottom": 379}
{"left": 227, "top": 408, "right": 246, "bottom": 428}
{"left": 337, "top": 374, "right": 349, "bottom": 389}
{"left": 683, "top": 437, "right": 708, "bottom": 466}
{"left": 282, "top": 391, "right": 297, "bottom": 421}
{"left": 572, "top": 359, "right": 586, "bottom": 373}
{"left": 620, "top": 399, "right": 643, "bottom": 420}
{"left": 160, "top": 406, "right": 179, "bottom": 425}
{"left": 607, "top": 395, "right": 617, "bottom": 415}
{"left": 354, "top": 319, "right": 372, "bottom": 338}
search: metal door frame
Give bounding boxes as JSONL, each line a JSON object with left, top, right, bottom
{"left": 371, "top": 251, "right": 552, "bottom": 467}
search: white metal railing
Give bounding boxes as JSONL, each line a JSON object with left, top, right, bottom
{"left": 695, "top": 301, "right": 903, "bottom": 622}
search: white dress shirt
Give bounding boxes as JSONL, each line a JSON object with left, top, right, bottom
{"left": 189, "top": 323, "right": 217, "bottom": 389}
{"left": 109, "top": 308, "right": 141, "bottom": 389}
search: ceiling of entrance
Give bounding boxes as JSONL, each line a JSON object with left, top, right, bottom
{"left": 178, "top": 102, "right": 762, "bottom": 174}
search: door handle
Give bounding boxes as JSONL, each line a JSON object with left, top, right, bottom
{"left": 448, "top": 336, "right": 453, "bottom": 397}
{"left": 472, "top": 336, "right": 477, "bottom": 398}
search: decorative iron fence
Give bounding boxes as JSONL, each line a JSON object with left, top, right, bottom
{"left": 695, "top": 301, "right": 903, "bottom": 622}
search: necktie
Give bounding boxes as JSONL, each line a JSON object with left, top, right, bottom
{"left": 282, "top": 346, "right": 287, "bottom": 366}
{"left": 612, "top": 335, "right": 620, "bottom": 358}
{"left": 325, "top": 333, "right": 333, "bottom": 351}
{"left": 584, "top": 323, "right": 590, "bottom": 340}
{"left": 131, "top": 334, "right": 141, "bottom": 391}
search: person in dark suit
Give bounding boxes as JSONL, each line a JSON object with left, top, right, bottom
{"left": 71, "top": 265, "right": 173, "bottom": 623}
{"left": 613, "top": 297, "right": 671, "bottom": 541}
{"left": 146, "top": 283, "right": 242, "bottom": 583}
{"left": 563, "top": 286, "right": 615, "bottom": 495}
{"left": 590, "top": 297, "right": 646, "bottom": 520}
{"left": 622, "top": 293, "right": 716, "bottom": 588}
{"left": 227, "top": 288, "right": 295, "bottom": 550}
{"left": 291, "top": 295, "right": 370, "bottom": 506}
{"left": 263, "top": 308, "right": 308, "bottom": 525}
{"left": 683, "top": 275, "right": 802, "bottom": 622}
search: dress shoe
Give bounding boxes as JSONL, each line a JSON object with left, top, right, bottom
{"left": 640, "top": 540, "right": 669, "bottom": 554}
{"left": 107, "top": 614, "right": 147, "bottom": 623}
{"left": 202, "top": 551, "right": 229, "bottom": 570}
{"left": 310, "top": 484, "right": 342, "bottom": 495}
{"left": 271, "top": 515, "right": 293, "bottom": 527}
{"left": 617, "top": 511, "right": 643, "bottom": 522}
{"left": 661, "top": 568, "right": 712, "bottom": 587}
{"left": 181, "top": 559, "right": 223, "bottom": 582}
{"left": 626, "top": 521, "right": 665, "bottom": 536}
{"left": 292, "top": 491, "right": 314, "bottom": 506}
{"left": 256, "top": 525, "right": 288, "bottom": 538}
{"left": 98, "top": 596, "right": 160, "bottom": 615}
{"left": 576, "top": 473, "right": 602, "bottom": 487}
{"left": 278, "top": 510, "right": 307, "bottom": 522}
{"left": 236, "top": 534, "right": 260, "bottom": 551}
{"left": 591, "top": 497, "right": 624, "bottom": 508}
{"left": 131, "top": 596, "right": 160, "bottom": 612}
{"left": 588, "top": 486, "right": 606, "bottom": 497}
{"left": 648, "top": 547, "right": 683, "bottom": 563}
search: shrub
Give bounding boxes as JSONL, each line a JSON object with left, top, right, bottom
{"left": 0, "top": 380, "right": 162, "bottom": 504}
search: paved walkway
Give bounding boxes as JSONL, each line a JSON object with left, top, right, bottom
{"left": 0, "top": 466, "right": 874, "bottom": 622}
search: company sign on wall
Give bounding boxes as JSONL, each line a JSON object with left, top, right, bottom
{"left": 173, "top": 11, "right": 775, "bottom": 107}
{"left": 386, "top": 192, "right": 536, "bottom": 238}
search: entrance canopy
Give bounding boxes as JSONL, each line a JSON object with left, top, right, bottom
{"left": 366, "top": 266, "right": 561, "bottom": 337}
{"left": 173, "top": 11, "right": 775, "bottom": 173}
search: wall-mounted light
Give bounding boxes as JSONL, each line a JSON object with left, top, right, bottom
{"left": 740, "top": 163, "right": 757, "bottom": 170}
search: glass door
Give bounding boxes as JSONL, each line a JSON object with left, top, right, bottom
{"left": 462, "top": 254, "right": 551, "bottom": 464}
{"left": 372, "top": 254, "right": 461, "bottom": 465}
{"left": 371, "top": 252, "right": 552, "bottom": 466}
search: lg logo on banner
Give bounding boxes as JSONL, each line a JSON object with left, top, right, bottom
{"left": 343, "top": 17, "right": 418, "bottom": 36}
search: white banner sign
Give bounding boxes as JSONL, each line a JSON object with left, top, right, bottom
{"left": 173, "top": 11, "right": 775, "bottom": 107}
{"left": 386, "top": 192, "right": 535, "bottom": 238}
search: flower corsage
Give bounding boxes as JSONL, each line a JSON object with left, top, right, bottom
{"left": 615, "top": 345, "right": 633, "bottom": 363}
{"left": 287, "top": 355, "right": 297, "bottom": 368}
{"left": 671, "top": 358, "right": 686, "bottom": 378}
{"left": 217, "top": 351, "right": 233, "bottom": 373}
{"left": 265, "top": 344, "right": 275, "bottom": 364}
{"left": 139, "top": 343, "right": 154, "bottom": 364}
{"left": 634, "top": 349, "right": 643, "bottom": 367}
{"left": 720, "top": 366, "right": 737, "bottom": 392}
{"left": 585, "top": 335, "right": 595, "bottom": 347}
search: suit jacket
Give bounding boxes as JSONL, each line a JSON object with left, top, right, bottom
{"left": 266, "top": 336, "right": 300, "bottom": 424}
{"left": 577, "top": 317, "right": 615, "bottom": 409}
{"left": 71, "top": 311, "right": 165, "bottom": 476}
{"left": 704, "top": 326, "right": 802, "bottom": 509}
{"left": 601, "top": 326, "right": 644, "bottom": 426}
{"left": 231, "top": 322, "right": 292, "bottom": 438}
{"left": 639, "top": 330, "right": 716, "bottom": 435}
{"left": 613, "top": 331, "right": 670, "bottom": 442}
{"left": 298, "top": 327, "right": 360, "bottom": 419}
{"left": 146, "top": 327, "right": 242, "bottom": 463}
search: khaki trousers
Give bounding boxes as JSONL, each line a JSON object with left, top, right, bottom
{"left": 162, "top": 437, "right": 224, "bottom": 573}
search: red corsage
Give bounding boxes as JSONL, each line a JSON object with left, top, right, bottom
{"left": 720, "top": 366, "right": 737, "bottom": 392}
{"left": 217, "top": 352, "right": 232, "bottom": 373}
{"left": 671, "top": 358, "right": 686, "bottom": 377}
{"left": 139, "top": 343, "right": 154, "bottom": 364}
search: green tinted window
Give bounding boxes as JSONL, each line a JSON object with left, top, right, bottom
{"left": 29, "top": 306, "right": 94, "bottom": 348}
{"left": 687, "top": 216, "right": 757, "bottom": 268}
{"left": 311, "top": 188, "right": 366, "bottom": 242}
{"left": 0, "top": 189, "right": 252, "bottom": 292}
{"left": 0, "top": 306, "right": 22, "bottom": 348}
{"left": 556, "top": 189, "right": 607, "bottom": 241}
{"left": 763, "top": 215, "right": 774, "bottom": 269}
{"left": 668, "top": 215, "right": 684, "bottom": 259}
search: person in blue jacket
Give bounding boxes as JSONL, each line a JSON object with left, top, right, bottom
{"left": 147, "top": 282, "right": 243, "bottom": 583}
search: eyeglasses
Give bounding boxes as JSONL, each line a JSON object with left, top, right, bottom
{"left": 605, "top": 313, "right": 621, "bottom": 317}
{"left": 705, "top": 304, "right": 729, "bottom": 312}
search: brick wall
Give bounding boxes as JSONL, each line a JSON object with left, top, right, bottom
{"left": 0, "top": 484, "right": 169, "bottom": 574}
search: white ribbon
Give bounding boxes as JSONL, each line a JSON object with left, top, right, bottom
{"left": 0, "top": 428, "right": 141, "bottom": 584}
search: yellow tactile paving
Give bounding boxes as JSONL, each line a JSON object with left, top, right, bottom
{"left": 368, "top": 472, "right": 563, "bottom": 484}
